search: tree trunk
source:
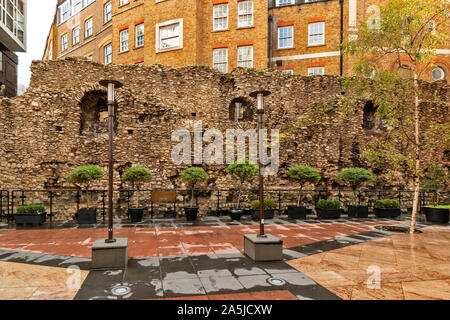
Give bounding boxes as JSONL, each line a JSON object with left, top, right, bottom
{"left": 85, "top": 188, "right": 90, "bottom": 209}
{"left": 410, "top": 74, "right": 421, "bottom": 234}
{"left": 237, "top": 184, "right": 242, "bottom": 209}
{"left": 191, "top": 187, "right": 195, "bottom": 207}
{"left": 296, "top": 186, "right": 303, "bottom": 207}
{"left": 136, "top": 184, "right": 140, "bottom": 208}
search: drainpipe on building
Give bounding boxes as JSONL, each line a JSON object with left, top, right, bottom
{"left": 268, "top": 15, "right": 273, "bottom": 69}
{"left": 340, "top": 0, "right": 344, "bottom": 77}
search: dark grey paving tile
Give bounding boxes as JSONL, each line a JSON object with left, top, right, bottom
{"left": 118, "top": 280, "right": 163, "bottom": 300}
{"left": 290, "top": 284, "right": 341, "bottom": 300}
{"left": 270, "top": 272, "right": 317, "bottom": 286}
{"left": 160, "top": 256, "right": 197, "bottom": 280}
{"left": 237, "top": 274, "right": 273, "bottom": 290}
{"left": 199, "top": 276, "right": 245, "bottom": 294}
{"left": 162, "top": 278, "right": 206, "bottom": 297}
{"left": 123, "top": 258, "right": 161, "bottom": 282}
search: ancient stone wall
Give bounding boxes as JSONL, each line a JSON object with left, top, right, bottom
{"left": 0, "top": 58, "right": 448, "bottom": 218}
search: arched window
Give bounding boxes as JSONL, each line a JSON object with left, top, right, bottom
{"left": 79, "top": 90, "right": 116, "bottom": 135}
{"left": 431, "top": 66, "right": 447, "bottom": 81}
{"left": 229, "top": 97, "right": 254, "bottom": 122}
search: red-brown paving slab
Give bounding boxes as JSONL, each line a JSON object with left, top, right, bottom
{"left": 0, "top": 221, "right": 400, "bottom": 258}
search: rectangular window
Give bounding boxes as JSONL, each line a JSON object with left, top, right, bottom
{"left": 213, "top": 48, "right": 228, "bottom": 73}
{"left": 120, "top": 29, "right": 129, "bottom": 52}
{"left": 278, "top": 26, "right": 293, "bottom": 49}
{"left": 59, "top": 1, "right": 71, "bottom": 23}
{"left": 308, "top": 22, "right": 325, "bottom": 46}
{"left": 72, "top": 0, "right": 82, "bottom": 14}
{"left": 238, "top": 1, "right": 253, "bottom": 28}
{"left": 308, "top": 67, "right": 325, "bottom": 76}
{"left": 157, "top": 20, "right": 182, "bottom": 51}
{"left": 85, "top": 18, "right": 93, "bottom": 38}
{"left": 48, "top": 41, "right": 53, "bottom": 60}
{"left": 237, "top": 45, "right": 253, "bottom": 68}
{"left": 282, "top": 69, "right": 294, "bottom": 75}
{"left": 73, "top": 26, "right": 80, "bottom": 45}
{"left": 213, "top": 4, "right": 228, "bottom": 31}
{"left": 119, "top": 0, "right": 129, "bottom": 6}
{"left": 276, "top": 0, "right": 294, "bottom": 6}
{"left": 135, "top": 23, "right": 145, "bottom": 47}
{"left": 84, "top": 0, "right": 95, "bottom": 6}
{"left": 61, "top": 34, "right": 68, "bottom": 51}
{"left": 105, "top": 43, "right": 112, "bottom": 64}
{"left": 104, "top": 2, "right": 112, "bottom": 23}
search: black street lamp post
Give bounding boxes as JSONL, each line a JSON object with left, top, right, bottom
{"left": 99, "top": 79, "right": 123, "bottom": 243}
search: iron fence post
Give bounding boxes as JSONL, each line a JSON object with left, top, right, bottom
{"left": 48, "top": 191, "right": 54, "bottom": 223}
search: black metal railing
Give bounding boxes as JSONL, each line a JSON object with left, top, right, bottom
{"left": 1, "top": 188, "right": 448, "bottom": 222}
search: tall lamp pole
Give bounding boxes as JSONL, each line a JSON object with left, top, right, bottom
{"left": 250, "top": 90, "right": 271, "bottom": 238}
{"left": 99, "top": 79, "right": 123, "bottom": 243}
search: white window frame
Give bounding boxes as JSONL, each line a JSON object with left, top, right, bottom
{"left": 135, "top": 23, "right": 145, "bottom": 48}
{"left": 213, "top": 48, "right": 228, "bottom": 73}
{"left": 61, "top": 34, "right": 68, "bottom": 51}
{"left": 119, "top": 0, "right": 130, "bottom": 6}
{"left": 84, "top": 0, "right": 95, "bottom": 6}
{"left": 278, "top": 26, "right": 294, "bottom": 49}
{"left": 238, "top": 1, "right": 253, "bottom": 28}
{"left": 308, "top": 22, "right": 325, "bottom": 46}
{"left": 48, "top": 41, "right": 53, "bottom": 60}
{"left": 155, "top": 19, "right": 183, "bottom": 53}
{"left": 72, "top": 0, "right": 82, "bottom": 15}
{"left": 59, "top": 1, "right": 71, "bottom": 24}
{"left": 85, "top": 18, "right": 93, "bottom": 38}
{"left": 308, "top": 67, "right": 325, "bottom": 76}
{"left": 119, "top": 29, "right": 129, "bottom": 53}
{"left": 104, "top": 43, "right": 112, "bottom": 64}
{"left": 213, "top": 4, "right": 228, "bottom": 31}
{"left": 276, "top": 0, "right": 294, "bottom": 6}
{"left": 237, "top": 45, "right": 253, "bottom": 68}
{"left": 104, "top": 1, "right": 112, "bottom": 23}
{"left": 282, "top": 69, "right": 294, "bottom": 75}
{"left": 73, "top": 26, "right": 80, "bottom": 45}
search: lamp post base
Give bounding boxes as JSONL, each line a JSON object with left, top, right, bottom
{"left": 244, "top": 234, "right": 283, "bottom": 262}
{"left": 92, "top": 238, "right": 128, "bottom": 270}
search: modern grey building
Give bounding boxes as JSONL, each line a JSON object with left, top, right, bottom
{"left": 0, "top": 0, "right": 26, "bottom": 97}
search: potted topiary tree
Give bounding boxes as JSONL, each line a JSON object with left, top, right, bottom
{"left": 14, "top": 204, "right": 47, "bottom": 225}
{"left": 315, "top": 199, "right": 343, "bottom": 219}
{"left": 421, "top": 164, "right": 449, "bottom": 223}
{"left": 287, "top": 165, "right": 321, "bottom": 219}
{"left": 251, "top": 198, "right": 276, "bottom": 221}
{"left": 122, "top": 165, "right": 153, "bottom": 223}
{"left": 179, "top": 167, "right": 208, "bottom": 221}
{"left": 226, "top": 158, "right": 258, "bottom": 221}
{"left": 374, "top": 199, "right": 401, "bottom": 218}
{"left": 66, "top": 164, "right": 104, "bottom": 224}
{"left": 336, "top": 167, "right": 374, "bottom": 218}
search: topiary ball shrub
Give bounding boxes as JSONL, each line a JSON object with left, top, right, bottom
{"left": 251, "top": 199, "right": 276, "bottom": 210}
{"left": 375, "top": 199, "right": 400, "bottom": 208}
{"left": 337, "top": 168, "right": 374, "bottom": 190}
{"left": 179, "top": 167, "right": 208, "bottom": 207}
{"left": 317, "top": 199, "right": 342, "bottom": 209}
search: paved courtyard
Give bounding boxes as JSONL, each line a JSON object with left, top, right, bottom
{"left": 0, "top": 215, "right": 448, "bottom": 300}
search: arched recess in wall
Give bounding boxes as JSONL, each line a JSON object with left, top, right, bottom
{"left": 228, "top": 97, "right": 254, "bottom": 122}
{"left": 79, "top": 90, "right": 117, "bottom": 136}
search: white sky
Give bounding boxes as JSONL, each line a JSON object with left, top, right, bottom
{"left": 17, "top": 0, "right": 57, "bottom": 88}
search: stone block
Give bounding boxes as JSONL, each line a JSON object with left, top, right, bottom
{"left": 244, "top": 234, "right": 283, "bottom": 262}
{"left": 91, "top": 238, "right": 128, "bottom": 270}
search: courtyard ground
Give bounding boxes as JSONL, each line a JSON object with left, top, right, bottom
{"left": 0, "top": 215, "right": 448, "bottom": 300}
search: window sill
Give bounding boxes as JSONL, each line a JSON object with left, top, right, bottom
{"left": 85, "top": 35, "right": 93, "bottom": 40}
{"left": 134, "top": 45, "right": 144, "bottom": 50}
{"left": 277, "top": 46, "right": 295, "bottom": 50}
{"left": 211, "top": 28, "right": 229, "bottom": 33}
{"left": 307, "top": 43, "right": 326, "bottom": 48}
{"left": 237, "top": 25, "right": 254, "bottom": 30}
{"left": 156, "top": 46, "right": 183, "bottom": 54}
{"left": 118, "top": 50, "right": 129, "bottom": 55}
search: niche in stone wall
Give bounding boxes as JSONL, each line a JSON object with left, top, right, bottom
{"left": 79, "top": 90, "right": 117, "bottom": 136}
{"left": 362, "top": 100, "right": 385, "bottom": 131}
{"left": 229, "top": 97, "right": 254, "bottom": 122}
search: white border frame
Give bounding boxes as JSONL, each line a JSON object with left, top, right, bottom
{"left": 155, "top": 18, "right": 183, "bottom": 53}
{"left": 278, "top": 25, "right": 294, "bottom": 49}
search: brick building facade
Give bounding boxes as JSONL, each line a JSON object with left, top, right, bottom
{"left": 43, "top": 0, "right": 449, "bottom": 82}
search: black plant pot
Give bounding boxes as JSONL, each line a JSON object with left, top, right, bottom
{"left": 128, "top": 208, "right": 144, "bottom": 223}
{"left": 184, "top": 207, "right": 199, "bottom": 221}
{"left": 229, "top": 208, "right": 243, "bottom": 221}
{"left": 14, "top": 212, "right": 47, "bottom": 225}
{"left": 423, "top": 207, "right": 449, "bottom": 223}
{"left": 251, "top": 210, "right": 275, "bottom": 221}
{"left": 76, "top": 207, "right": 97, "bottom": 224}
{"left": 287, "top": 206, "right": 307, "bottom": 220}
{"left": 373, "top": 208, "right": 401, "bottom": 218}
{"left": 347, "top": 205, "right": 369, "bottom": 218}
{"left": 315, "top": 208, "right": 342, "bottom": 219}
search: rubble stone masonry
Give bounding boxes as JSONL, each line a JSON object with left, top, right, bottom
{"left": 0, "top": 59, "right": 448, "bottom": 217}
